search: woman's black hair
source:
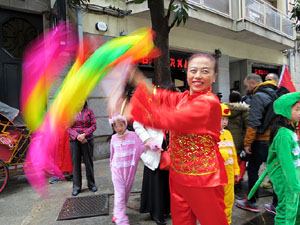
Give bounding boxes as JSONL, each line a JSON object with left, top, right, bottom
{"left": 83, "top": 101, "right": 88, "bottom": 108}
{"left": 187, "top": 52, "right": 218, "bottom": 74}
{"left": 269, "top": 115, "right": 295, "bottom": 145}
{"left": 124, "top": 83, "right": 135, "bottom": 101}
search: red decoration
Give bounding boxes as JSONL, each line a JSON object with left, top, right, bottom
{"left": 170, "top": 58, "right": 176, "bottom": 67}
{"left": 224, "top": 108, "right": 230, "bottom": 115}
{"left": 254, "top": 68, "right": 269, "bottom": 76}
{"left": 279, "top": 65, "right": 296, "bottom": 92}
{"left": 139, "top": 55, "right": 188, "bottom": 69}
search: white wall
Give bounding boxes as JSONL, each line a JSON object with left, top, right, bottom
{"left": 213, "top": 55, "right": 230, "bottom": 102}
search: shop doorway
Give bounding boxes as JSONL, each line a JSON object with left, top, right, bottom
{"left": 0, "top": 9, "right": 43, "bottom": 109}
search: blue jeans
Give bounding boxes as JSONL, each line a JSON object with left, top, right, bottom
{"left": 247, "top": 140, "right": 269, "bottom": 203}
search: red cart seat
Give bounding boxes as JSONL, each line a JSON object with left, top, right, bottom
{"left": 0, "top": 129, "right": 23, "bottom": 162}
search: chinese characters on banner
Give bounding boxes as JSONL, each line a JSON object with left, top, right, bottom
{"left": 140, "top": 57, "right": 188, "bottom": 69}
{"left": 170, "top": 57, "right": 187, "bottom": 68}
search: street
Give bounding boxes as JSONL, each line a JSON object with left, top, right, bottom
{"left": 0, "top": 159, "right": 274, "bottom": 225}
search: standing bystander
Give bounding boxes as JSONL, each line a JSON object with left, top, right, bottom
{"left": 67, "top": 101, "right": 97, "bottom": 196}
{"left": 236, "top": 74, "right": 278, "bottom": 212}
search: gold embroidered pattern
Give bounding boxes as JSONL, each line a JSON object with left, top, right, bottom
{"left": 170, "top": 133, "right": 218, "bottom": 175}
{"left": 152, "top": 85, "right": 157, "bottom": 95}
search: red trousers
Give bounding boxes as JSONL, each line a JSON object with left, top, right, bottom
{"left": 170, "top": 178, "right": 228, "bottom": 225}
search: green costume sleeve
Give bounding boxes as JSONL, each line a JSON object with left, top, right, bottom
{"left": 275, "top": 134, "right": 300, "bottom": 193}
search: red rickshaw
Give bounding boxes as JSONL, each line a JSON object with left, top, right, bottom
{"left": 0, "top": 101, "right": 31, "bottom": 192}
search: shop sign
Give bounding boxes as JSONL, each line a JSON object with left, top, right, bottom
{"left": 139, "top": 52, "right": 190, "bottom": 69}
{"left": 253, "top": 68, "right": 269, "bottom": 76}
{"left": 252, "top": 66, "right": 279, "bottom": 76}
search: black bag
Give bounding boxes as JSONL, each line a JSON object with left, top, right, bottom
{"left": 240, "top": 150, "right": 250, "bottom": 161}
{"left": 256, "top": 86, "right": 290, "bottom": 134}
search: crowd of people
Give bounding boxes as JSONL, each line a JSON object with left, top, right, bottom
{"left": 52, "top": 52, "right": 300, "bottom": 225}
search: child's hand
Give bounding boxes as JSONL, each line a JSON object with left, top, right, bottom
{"left": 145, "top": 138, "right": 154, "bottom": 148}
{"left": 234, "top": 175, "right": 239, "bottom": 184}
{"left": 154, "top": 146, "right": 163, "bottom": 152}
{"left": 149, "top": 141, "right": 162, "bottom": 151}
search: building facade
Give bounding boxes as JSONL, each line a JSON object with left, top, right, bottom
{"left": 0, "top": 0, "right": 298, "bottom": 158}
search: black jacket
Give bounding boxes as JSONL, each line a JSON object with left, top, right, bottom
{"left": 248, "top": 81, "right": 277, "bottom": 130}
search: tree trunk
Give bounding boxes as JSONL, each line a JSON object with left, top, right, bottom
{"left": 148, "top": 0, "right": 172, "bottom": 85}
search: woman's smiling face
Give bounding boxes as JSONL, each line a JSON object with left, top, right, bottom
{"left": 187, "top": 56, "right": 217, "bottom": 95}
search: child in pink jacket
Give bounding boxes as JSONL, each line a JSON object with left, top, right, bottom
{"left": 109, "top": 114, "right": 160, "bottom": 225}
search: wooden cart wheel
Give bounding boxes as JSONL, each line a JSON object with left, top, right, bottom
{"left": 0, "top": 159, "right": 9, "bottom": 193}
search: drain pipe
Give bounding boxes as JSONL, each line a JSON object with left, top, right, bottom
{"left": 289, "top": 48, "right": 296, "bottom": 75}
{"left": 77, "top": 5, "right": 83, "bottom": 43}
{"left": 288, "top": 49, "right": 292, "bottom": 73}
{"left": 282, "top": 49, "right": 294, "bottom": 74}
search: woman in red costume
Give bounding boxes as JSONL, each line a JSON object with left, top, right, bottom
{"left": 124, "top": 53, "right": 228, "bottom": 225}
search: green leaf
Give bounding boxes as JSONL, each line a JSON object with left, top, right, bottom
{"left": 172, "top": 11, "right": 178, "bottom": 24}
{"left": 170, "top": 3, "right": 180, "bottom": 11}
{"left": 182, "top": 8, "right": 189, "bottom": 18}
{"left": 176, "top": 18, "right": 182, "bottom": 26}
{"left": 177, "top": 9, "right": 183, "bottom": 21}
{"left": 134, "top": 0, "right": 146, "bottom": 4}
{"left": 182, "top": 16, "right": 187, "bottom": 25}
{"left": 175, "top": 9, "right": 184, "bottom": 26}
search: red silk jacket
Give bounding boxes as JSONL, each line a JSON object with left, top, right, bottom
{"left": 130, "top": 84, "right": 228, "bottom": 187}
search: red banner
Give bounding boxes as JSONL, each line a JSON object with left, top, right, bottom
{"left": 278, "top": 65, "right": 296, "bottom": 92}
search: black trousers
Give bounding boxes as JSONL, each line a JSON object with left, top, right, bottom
{"left": 247, "top": 140, "right": 269, "bottom": 202}
{"left": 70, "top": 140, "right": 95, "bottom": 191}
{"left": 140, "top": 166, "right": 170, "bottom": 221}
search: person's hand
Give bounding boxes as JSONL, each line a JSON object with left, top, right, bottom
{"left": 80, "top": 138, "right": 88, "bottom": 144}
{"left": 156, "top": 146, "right": 164, "bottom": 152}
{"left": 148, "top": 141, "right": 163, "bottom": 152}
{"left": 77, "top": 133, "right": 86, "bottom": 142}
{"left": 145, "top": 139, "right": 162, "bottom": 151}
{"left": 128, "top": 67, "right": 144, "bottom": 87}
{"left": 234, "top": 175, "right": 239, "bottom": 184}
{"left": 244, "top": 146, "right": 252, "bottom": 155}
{"left": 128, "top": 67, "right": 153, "bottom": 94}
{"left": 122, "top": 101, "right": 133, "bottom": 122}
{"left": 145, "top": 138, "right": 154, "bottom": 148}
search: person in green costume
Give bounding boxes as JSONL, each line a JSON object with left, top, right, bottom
{"left": 267, "top": 92, "right": 300, "bottom": 224}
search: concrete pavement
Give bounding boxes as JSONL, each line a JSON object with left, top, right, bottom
{"left": 0, "top": 159, "right": 274, "bottom": 225}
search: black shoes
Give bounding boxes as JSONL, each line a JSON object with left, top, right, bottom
{"left": 152, "top": 216, "right": 166, "bottom": 225}
{"left": 72, "top": 186, "right": 97, "bottom": 196}
{"left": 89, "top": 186, "right": 98, "bottom": 192}
{"left": 72, "top": 189, "right": 80, "bottom": 196}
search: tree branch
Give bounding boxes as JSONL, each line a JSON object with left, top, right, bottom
{"left": 166, "top": 0, "right": 175, "bottom": 20}
{"left": 168, "top": 19, "right": 176, "bottom": 32}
